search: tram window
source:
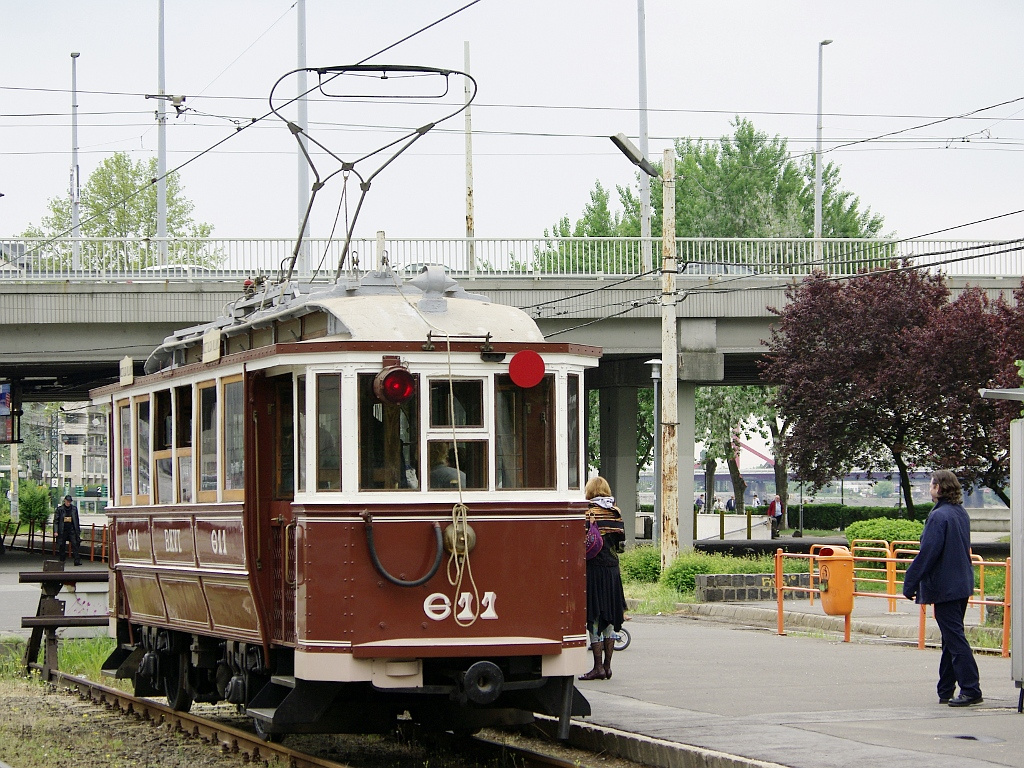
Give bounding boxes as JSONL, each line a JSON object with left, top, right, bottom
{"left": 222, "top": 378, "right": 244, "bottom": 497}
{"left": 429, "top": 380, "right": 483, "bottom": 427}
{"left": 154, "top": 390, "right": 172, "bottom": 450}
{"left": 178, "top": 456, "right": 193, "bottom": 503}
{"left": 567, "top": 375, "right": 580, "bottom": 489}
{"left": 175, "top": 386, "right": 192, "bottom": 448}
{"left": 428, "top": 440, "right": 487, "bottom": 490}
{"left": 494, "top": 374, "right": 555, "bottom": 489}
{"left": 358, "top": 372, "right": 420, "bottom": 490}
{"left": 316, "top": 374, "right": 342, "bottom": 490}
{"left": 118, "top": 402, "right": 131, "bottom": 502}
{"left": 198, "top": 383, "right": 217, "bottom": 498}
{"left": 137, "top": 398, "right": 151, "bottom": 499}
{"left": 155, "top": 456, "right": 173, "bottom": 504}
{"left": 297, "top": 375, "right": 306, "bottom": 493}
{"left": 271, "top": 376, "right": 294, "bottom": 500}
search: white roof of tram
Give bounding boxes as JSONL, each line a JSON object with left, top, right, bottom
{"left": 308, "top": 292, "right": 544, "bottom": 344}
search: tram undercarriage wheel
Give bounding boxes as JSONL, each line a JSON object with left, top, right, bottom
{"left": 163, "top": 649, "right": 194, "bottom": 712}
{"left": 253, "top": 718, "right": 284, "bottom": 743}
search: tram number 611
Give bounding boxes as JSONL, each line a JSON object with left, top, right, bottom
{"left": 424, "top": 592, "right": 498, "bottom": 621}
{"left": 210, "top": 529, "right": 228, "bottom": 556}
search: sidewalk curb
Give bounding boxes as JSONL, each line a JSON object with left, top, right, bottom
{"left": 670, "top": 601, "right": 941, "bottom": 642}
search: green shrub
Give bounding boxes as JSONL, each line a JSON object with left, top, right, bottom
{"left": 18, "top": 481, "right": 52, "bottom": 532}
{"left": 620, "top": 544, "right": 662, "bottom": 583}
{"left": 660, "top": 552, "right": 720, "bottom": 592}
{"left": 845, "top": 517, "right": 924, "bottom": 545}
{"left": 658, "top": 551, "right": 807, "bottom": 593}
{"left": 794, "top": 503, "right": 932, "bottom": 529}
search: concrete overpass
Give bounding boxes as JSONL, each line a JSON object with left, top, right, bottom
{"left": 1, "top": 235, "right": 1020, "bottom": 543}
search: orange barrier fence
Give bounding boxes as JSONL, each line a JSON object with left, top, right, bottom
{"left": 2, "top": 521, "right": 109, "bottom": 564}
{"left": 775, "top": 545, "right": 1010, "bottom": 656}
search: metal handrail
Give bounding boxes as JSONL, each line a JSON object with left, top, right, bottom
{"left": 0, "top": 236, "right": 1019, "bottom": 281}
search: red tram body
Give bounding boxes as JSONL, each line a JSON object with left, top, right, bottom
{"left": 94, "top": 268, "right": 599, "bottom": 737}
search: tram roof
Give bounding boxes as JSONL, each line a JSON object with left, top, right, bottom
{"left": 308, "top": 292, "right": 543, "bottom": 344}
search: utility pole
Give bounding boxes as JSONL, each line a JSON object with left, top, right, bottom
{"left": 464, "top": 41, "right": 475, "bottom": 274}
{"left": 660, "top": 147, "right": 678, "bottom": 568}
{"left": 70, "top": 52, "right": 81, "bottom": 271}
{"left": 156, "top": 0, "right": 168, "bottom": 264}
{"left": 636, "top": 0, "right": 652, "bottom": 273}
{"left": 813, "top": 39, "right": 833, "bottom": 263}
{"left": 296, "top": 0, "right": 310, "bottom": 274}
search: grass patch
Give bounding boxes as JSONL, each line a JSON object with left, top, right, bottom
{"left": 622, "top": 548, "right": 810, "bottom": 612}
{"left": 0, "top": 638, "right": 25, "bottom": 678}
{"left": 58, "top": 636, "right": 116, "bottom": 679}
{"left": 623, "top": 582, "right": 690, "bottom": 613}
{"left": 0, "top": 636, "right": 116, "bottom": 682}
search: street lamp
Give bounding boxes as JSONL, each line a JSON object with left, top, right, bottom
{"left": 610, "top": 134, "right": 679, "bottom": 567}
{"left": 636, "top": 0, "right": 652, "bottom": 273}
{"left": 70, "top": 52, "right": 81, "bottom": 270}
{"left": 813, "top": 39, "right": 833, "bottom": 260}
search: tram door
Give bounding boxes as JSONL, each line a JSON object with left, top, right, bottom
{"left": 252, "top": 372, "right": 297, "bottom": 644}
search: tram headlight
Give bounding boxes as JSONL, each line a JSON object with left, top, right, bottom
{"left": 373, "top": 365, "right": 416, "bottom": 404}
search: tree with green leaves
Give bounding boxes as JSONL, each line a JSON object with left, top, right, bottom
{"left": 696, "top": 386, "right": 769, "bottom": 514}
{"left": 555, "top": 118, "right": 886, "bottom": 494}
{"left": 22, "top": 152, "right": 215, "bottom": 270}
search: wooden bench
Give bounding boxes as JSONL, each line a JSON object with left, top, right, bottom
{"left": 20, "top": 562, "right": 109, "bottom": 676}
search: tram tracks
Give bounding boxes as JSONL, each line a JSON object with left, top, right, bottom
{"left": 46, "top": 669, "right": 596, "bottom": 768}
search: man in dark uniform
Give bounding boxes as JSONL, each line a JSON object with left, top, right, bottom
{"left": 55, "top": 494, "right": 82, "bottom": 566}
{"left": 903, "top": 470, "right": 982, "bottom": 707}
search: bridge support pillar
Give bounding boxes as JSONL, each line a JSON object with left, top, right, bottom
{"left": 598, "top": 386, "right": 638, "bottom": 543}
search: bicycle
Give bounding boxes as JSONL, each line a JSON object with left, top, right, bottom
{"left": 612, "top": 626, "right": 631, "bottom": 651}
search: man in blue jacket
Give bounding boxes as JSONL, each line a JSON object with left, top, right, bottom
{"left": 902, "top": 470, "right": 982, "bottom": 707}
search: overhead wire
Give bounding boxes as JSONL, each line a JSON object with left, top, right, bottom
{"left": 0, "top": 0, "right": 485, "bottom": 267}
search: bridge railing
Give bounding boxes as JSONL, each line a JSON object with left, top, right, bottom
{"left": 0, "top": 236, "right": 1019, "bottom": 281}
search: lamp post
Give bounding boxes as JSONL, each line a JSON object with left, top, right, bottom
{"left": 610, "top": 135, "right": 677, "bottom": 567}
{"left": 659, "top": 147, "right": 678, "bottom": 568}
{"left": 636, "top": 0, "right": 652, "bottom": 273}
{"left": 156, "top": 0, "right": 168, "bottom": 264}
{"left": 70, "top": 52, "right": 81, "bottom": 271}
{"left": 813, "top": 39, "right": 833, "bottom": 261}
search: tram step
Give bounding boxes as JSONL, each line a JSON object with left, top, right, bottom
{"left": 270, "top": 675, "right": 296, "bottom": 688}
{"left": 247, "top": 707, "right": 276, "bottom": 723}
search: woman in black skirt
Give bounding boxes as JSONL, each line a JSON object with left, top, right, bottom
{"left": 579, "top": 476, "right": 627, "bottom": 681}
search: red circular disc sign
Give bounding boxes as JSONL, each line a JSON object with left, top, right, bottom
{"left": 509, "top": 349, "right": 545, "bottom": 388}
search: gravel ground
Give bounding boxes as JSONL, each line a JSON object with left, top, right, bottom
{"left": 0, "top": 675, "right": 645, "bottom": 768}
{"left": 0, "top": 677, "right": 259, "bottom": 768}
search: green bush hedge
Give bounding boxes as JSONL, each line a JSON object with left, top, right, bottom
{"left": 844, "top": 517, "right": 924, "bottom": 545}
{"left": 658, "top": 551, "right": 806, "bottom": 592}
{"left": 620, "top": 544, "right": 662, "bottom": 583}
{"left": 784, "top": 503, "right": 933, "bottom": 529}
{"left": 640, "top": 502, "right": 933, "bottom": 531}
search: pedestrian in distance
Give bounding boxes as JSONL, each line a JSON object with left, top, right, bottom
{"left": 579, "top": 476, "right": 626, "bottom": 682}
{"left": 902, "top": 470, "right": 983, "bottom": 707}
{"left": 725, "top": 496, "right": 735, "bottom": 512}
{"left": 694, "top": 494, "right": 705, "bottom": 513}
{"left": 54, "top": 494, "right": 82, "bottom": 566}
{"left": 767, "top": 494, "right": 783, "bottom": 539}
{"left": 752, "top": 493, "right": 761, "bottom": 509}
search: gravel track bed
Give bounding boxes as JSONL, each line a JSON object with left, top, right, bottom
{"left": 0, "top": 676, "right": 644, "bottom": 768}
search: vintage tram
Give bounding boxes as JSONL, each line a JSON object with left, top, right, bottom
{"left": 95, "top": 266, "right": 599, "bottom": 738}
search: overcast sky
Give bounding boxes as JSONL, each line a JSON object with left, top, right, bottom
{"left": 2, "top": 1, "right": 1022, "bottom": 245}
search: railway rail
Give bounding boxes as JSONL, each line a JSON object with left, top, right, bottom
{"left": 44, "top": 668, "right": 594, "bottom": 768}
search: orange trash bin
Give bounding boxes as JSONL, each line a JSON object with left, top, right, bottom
{"left": 817, "top": 545, "right": 854, "bottom": 616}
